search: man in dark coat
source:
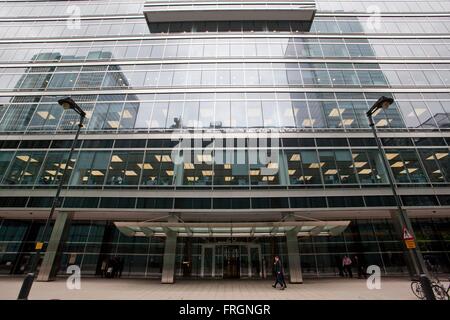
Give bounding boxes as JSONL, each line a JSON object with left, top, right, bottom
{"left": 272, "top": 256, "right": 287, "bottom": 290}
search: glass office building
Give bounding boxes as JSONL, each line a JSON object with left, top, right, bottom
{"left": 0, "top": 0, "right": 449, "bottom": 282}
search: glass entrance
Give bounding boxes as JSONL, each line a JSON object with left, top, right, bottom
{"left": 249, "top": 245, "right": 262, "bottom": 278}
{"left": 200, "top": 245, "right": 215, "bottom": 277}
{"left": 200, "top": 243, "right": 262, "bottom": 279}
{"left": 223, "top": 245, "right": 240, "bottom": 278}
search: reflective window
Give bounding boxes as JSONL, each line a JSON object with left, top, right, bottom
{"left": 69, "top": 151, "right": 110, "bottom": 185}
{"left": 214, "top": 101, "right": 231, "bottom": 128}
{"left": 249, "top": 151, "right": 280, "bottom": 186}
{"left": 183, "top": 101, "right": 199, "bottom": 128}
{"left": 247, "top": 101, "right": 263, "bottom": 128}
{"left": 277, "top": 101, "right": 296, "bottom": 127}
{"left": 292, "top": 101, "right": 311, "bottom": 128}
{"left": 28, "top": 103, "right": 63, "bottom": 131}
{"left": 134, "top": 102, "right": 153, "bottom": 129}
{"left": 106, "top": 152, "right": 144, "bottom": 186}
{"left": 140, "top": 151, "right": 175, "bottom": 186}
{"left": 37, "top": 151, "right": 73, "bottom": 185}
{"left": 150, "top": 102, "right": 168, "bottom": 129}
{"left": 352, "top": 150, "right": 387, "bottom": 184}
{"left": 418, "top": 149, "right": 450, "bottom": 183}
{"left": 323, "top": 101, "right": 343, "bottom": 128}
{"left": 387, "top": 150, "right": 428, "bottom": 184}
{"left": 213, "top": 150, "right": 249, "bottom": 186}
{"left": 4, "top": 151, "right": 46, "bottom": 185}
{"left": 286, "top": 150, "right": 322, "bottom": 185}
{"left": 319, "top": 150, "right": 357, "bottom": 184}
{"left": 88, "top": 102, "right": 123, "bottom": 131}
{"left": 0, "top": 152, "right": 14, "bottom": 183}
{"left": 182, "top": 150, "right": 213, "bottom": 186}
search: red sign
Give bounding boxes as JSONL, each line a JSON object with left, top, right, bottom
{"left": 403, "top": 227, "right": 414, "bottom": 240}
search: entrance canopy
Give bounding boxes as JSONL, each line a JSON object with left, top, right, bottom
{"left": 114, "top": 221, "right": 350, "bottom": 238}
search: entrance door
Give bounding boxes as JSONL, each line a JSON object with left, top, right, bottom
{"left": 223, "top": 245, "right": 240, "bottom": 278}
{"left": 249, "top": 245, "right": 262, "bottom": 278}
{"left": 200, "top": 243, "right": 262, "bottom": 279}
{"left": 201, "top": 245, "right": 215, "bottom": 277}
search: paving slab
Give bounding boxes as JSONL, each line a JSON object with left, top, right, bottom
{"left": 0, "top": 276, "right": 421, "bottom": 300}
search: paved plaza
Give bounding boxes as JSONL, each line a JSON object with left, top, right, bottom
{"left": 0, "top": 277, "right": 421, "bottom": 300}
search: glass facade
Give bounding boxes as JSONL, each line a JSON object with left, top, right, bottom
{"left": 0, "top": 139, "right": 449, "bottom": 189}
{"left": 1, "top": 218, "right": 449, "bottom": 277}
{"left": 0, "top": 0, "right": 449, "bottom": 280}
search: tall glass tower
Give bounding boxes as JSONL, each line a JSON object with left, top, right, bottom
{"left": 0, "top": 0, "right": 449, "bottom": 282}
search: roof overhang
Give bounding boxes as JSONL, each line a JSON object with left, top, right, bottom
{"left": 114, "top": 220, "right": 350, "bottom": 238}
{"left": 144, "top": 1, "right": 316, "bottom": 23}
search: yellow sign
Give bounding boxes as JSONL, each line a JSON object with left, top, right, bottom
{"left": 35, "top": 242, "right": 44, "bottom": 250}
{"left": 405, "top": 239, "right": 416, "bottom": 249}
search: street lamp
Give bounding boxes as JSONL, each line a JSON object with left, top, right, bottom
{"left": 366, "top": 96, "right": 435, "bottom": 300}
{"left": 17, "top": 97, "right": 86, "bottom": 300}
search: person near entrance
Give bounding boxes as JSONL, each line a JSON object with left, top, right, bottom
{"left": 342, "top": 255, "right": 353, "bottom": 278}
{"left": 353, "top": 255, "right": 367, "bottom": 279}
{"left": 272, "top": 256, "right": 287, "bottom": 290}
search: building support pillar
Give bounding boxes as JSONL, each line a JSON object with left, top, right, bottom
{"left": 161, "top": 215, "right": 178, "bottom": 284}
{"left": 286, "top": 229, "right": 303, "bottom": 283}
{"left": 37, "top": 211, "right": 73, "bottom": 282}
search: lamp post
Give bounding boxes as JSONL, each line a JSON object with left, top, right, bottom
{"left": 17, "top": 97, "right": 86, "bottom": 300}
{"left": 366, "top": 96, "right": 435, "bottom": 300}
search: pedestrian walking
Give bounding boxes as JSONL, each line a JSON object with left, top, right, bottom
{"left": 342, "top": 255, "right": 353, "bottom": 278}
{"left": 118, "top": 256, "right": 124, "bottom": 278}
{"left": 100, "top": 258, "right": 108, "bottom": 278}
{"left": 272, "top": 256, "right": 287, "bottom": 290}
{"left": 111, "top": 256, "right": 120, "bottom": 278}
{"left": 336, "top": 256, "right": 344, "bottom": 277}
{"left": 105, "top": 258, "right": 114, "bottom": 278}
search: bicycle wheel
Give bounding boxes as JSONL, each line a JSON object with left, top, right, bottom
{"left": 411, "top": 281, "right": 425, "bottom": 300}
{"left": 432, "top": 284, "right": 449, "bottom": 300}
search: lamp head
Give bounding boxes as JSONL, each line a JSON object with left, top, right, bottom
{"left": 58, "top": 97, "right": 76, "bottom": 110}
{"left": 377, "top": 96, "right": 394, "bottom": 110}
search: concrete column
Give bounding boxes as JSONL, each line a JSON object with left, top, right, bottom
{"left": 286, "top": 229, "right": 303, "bottom": 283}
{"left": 37, "top": 211, "right": 73, "bottom": 282}
{"left": 161, "top": 230, "right": 177, "bottom": 283}
{"left": 161, "top": 215, "right": 178, "bottom": 284}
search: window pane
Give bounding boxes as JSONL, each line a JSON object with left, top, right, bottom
{"left": 37, "top": 151, "right": 74, "bottom": 185}
{"left": 140, "top": 151, "right": 174, "bottom": 186}
{"left": 106, "top": 152, "right": 143, "bottom": 185}
{"left": 4, "top": 151, "right": 45, "bottom": 185}
{"left": 69, "top": 151, "right": 110, "bottom": 185}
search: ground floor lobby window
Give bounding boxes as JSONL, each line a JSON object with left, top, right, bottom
{"left": 0, "top": 218, "right": 449, "bottom": 278}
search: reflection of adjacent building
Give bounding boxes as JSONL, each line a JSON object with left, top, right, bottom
{"left": 420, "top": 113, "right": 450, "bottom": 128}
{"left": 0, "top": 51, "right": 138, "bottom": 132}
